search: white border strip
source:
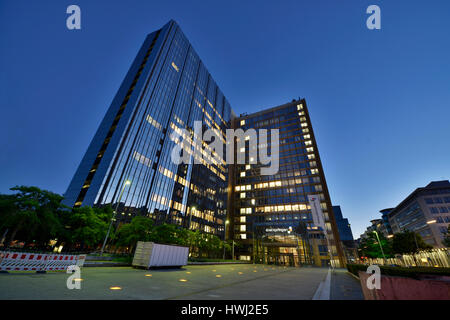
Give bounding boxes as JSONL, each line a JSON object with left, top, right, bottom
{"left": 312, "top": 268, "right": 331, "bottom": 300}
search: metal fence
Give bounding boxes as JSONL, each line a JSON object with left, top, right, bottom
{"left": 361, "top": 248, "right": 450, "bottom": 268}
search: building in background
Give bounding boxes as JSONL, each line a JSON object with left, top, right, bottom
{"left": 387, "top": 180, "right": 450, "bottom": 248}
{"left": 63, "top": 20, "right": 233, "bottom": 238}
{"left": 333, "top": 205, "right": 357, "bottom": 262}
{"left": 229, "top": 99, "right": 345, "bottom": 267}
{"left": 333, "top": 205, "right": 354, "bottom": 241}
{"left": 379, "top": 208, "right": 394, "bottom": 237}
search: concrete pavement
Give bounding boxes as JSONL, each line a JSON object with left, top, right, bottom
{"left": 0, "top": 264, "right": 363, "bottom": 300}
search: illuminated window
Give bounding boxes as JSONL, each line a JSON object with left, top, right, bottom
{"left": 240, "top": 192, "right": 246, "bottom": 198}
{"left": 240, "top": 147, "right": 245, "bottom": 153}
{"left": 245, "top": 164, "right": 251, "bottom": 170}
{"left": 297, "top": 104, "right": 303, "bottom": 110}
{"left": 244, "top": 136, "right": 250, "bottom": 141}
{"left": 251, "top": 199, "right": 255, "bottom": 205}
{"left": 240, "top": 172, "right": 246, "bottom": 177}
{"left": 240, "top": 225, "right": 246, "bottom": 232}
{"left": 240, "top": 120, "right": 245, "bottom": 126}
{"left": 240, "top": 216, "right": 246, "bottom": 223}
{"left": 246, "top": 208, "right": 252, "bottom": 214}
{"left": 306, "top": 147, "right": 314, "bottom": 153}
{"left": 240, "top": 234, "right": 247, "bottom": 240}
{"left": 246, "top": 185, "right": 251, "bottom": 190}
{"left": 235, "top": 186, "right": 240, "bottom": 191}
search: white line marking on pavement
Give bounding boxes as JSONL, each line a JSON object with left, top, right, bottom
{"left": 312, "top": 268, "right": 331, "bottom": 300}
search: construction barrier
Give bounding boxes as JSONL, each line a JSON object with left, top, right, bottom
{"left": 0, "top": 251, "right": 86, "bottom": 272}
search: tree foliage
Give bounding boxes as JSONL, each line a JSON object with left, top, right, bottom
{"left": 0, "top": 185, "right": 238, "bottom": 257}
{"left": 392, "top": 230, "right": 433, "bottom": 254}
{"left": 358, "top": 232, "right": 393, "bottom": 258}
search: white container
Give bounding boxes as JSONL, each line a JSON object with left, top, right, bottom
{"left": 132, "top": 242, "right": 189, "bottom": 268}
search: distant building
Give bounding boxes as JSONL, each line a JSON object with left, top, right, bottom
{"left": 388, "top": 180, "right": 450, "bottom": 248}
{"left": 379, "top": 208, "right": 394, "bottom": 237}
{"left": 333, "top": 206, "right": 354, "bottom": 241}
{"left": 332, "top": 205, "right": 357, "bottom": 262}
{"left": 360, "top": 219, "right": 383, "bottom": 240}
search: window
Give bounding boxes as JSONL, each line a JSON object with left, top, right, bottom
{"left": 430, "top": 207, "right": 439, "bottom": 214}
{"left": 425, "top": 198, "right": 434, "bottom": 204}
{"left": 439, "top": 207, "right": 448, "bottom": 213}
{"left": 434, "top": 197, "right": 443, "bottom": 204}
{"left": 240, "top": 120, "right": 245, "bottom": 126}
{"left": 240, "top": 172, "right": 246, "bottom": 177}
{"left": 240, "top": 192, "right": 246, "bottom": 198}
{"left": 245, "top": 164, "right": 251, "bottom": 170}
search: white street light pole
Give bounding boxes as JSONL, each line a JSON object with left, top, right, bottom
{"left": 100, "top": 180, "right": 131, "bottom": 256}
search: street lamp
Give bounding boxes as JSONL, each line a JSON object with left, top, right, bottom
{"left": 100, "top": 179, "right": 131, "bottom": 256}
{"left": 372, "top": 231, "right": 386, "bottom": 261}
{"left": 427, "top": 220, "right": 436, "bottom": 224}
{"left": 223, "top": 220, "right": 229, "bottom": 260}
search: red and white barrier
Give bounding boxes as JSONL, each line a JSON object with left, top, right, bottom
{"left": 0, "top": 251, "right": 86, "bottom": 272}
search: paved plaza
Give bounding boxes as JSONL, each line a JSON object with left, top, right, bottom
{"left": 0, "top": 264, "right": 363, "bottom": 300}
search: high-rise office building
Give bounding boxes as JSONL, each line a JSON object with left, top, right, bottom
{"left": 63, "top": 20, "right": 233, "bottom": 237}
{"left": 387, "top": 180, "right": 450, "bottom": 248}
{"left": 230, "top": 99, "right": 345, "bottom": 267}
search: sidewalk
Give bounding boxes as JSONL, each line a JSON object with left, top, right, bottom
{"left": 330, "top": 268, "right": 364, "bottom": 300}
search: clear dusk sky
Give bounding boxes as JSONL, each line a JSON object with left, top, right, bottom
{"left": 1, "top": 0, "right": 449, "bottom": 238}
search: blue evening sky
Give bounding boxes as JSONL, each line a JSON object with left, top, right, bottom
{"left": 1, "top": 0, "right": 449, "bottom": 237}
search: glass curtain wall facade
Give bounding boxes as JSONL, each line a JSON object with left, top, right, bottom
{"left": 230, "top": 99, "right": 345, "bottom": 267}
{"left": 63, "top": 20, "right": 232, "bottom": 237}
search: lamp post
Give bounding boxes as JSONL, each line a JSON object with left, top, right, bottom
{"left": 100, "top": 180, "right": 131, "bottom": 256}
{"left": 223, "top": 219, "right": 229, "bottom": 260}
{"left": 372, "top": 230, "right": 386, "bottom": 261}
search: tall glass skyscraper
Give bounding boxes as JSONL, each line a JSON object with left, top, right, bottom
{"left": 230, "top": 99, "right": 345, "bottom": 267}
{"left": 63, "top": 20, "right": 232, "bottom": 237}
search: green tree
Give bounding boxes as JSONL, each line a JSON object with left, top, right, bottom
{"left": 392, "top": 230, "right": 433, "bottom": 254}
{"left": 358, "top": 232, "right": 393, "bottom": 258}
{"left": 114, "top": 216, "right": 154, "bottom": 252}
{"left": 61, "top": 206, "right": 113, "bottom": 250}
{"left": 0, "top": 186, "right": 65, "bottom": 247}
{"left": 150, "top": 223, "right": 184, "bottom": 245}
